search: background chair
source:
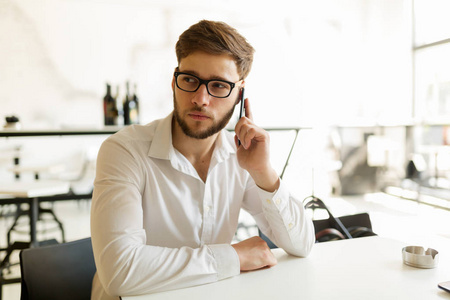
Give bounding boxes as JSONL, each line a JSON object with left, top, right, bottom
{"left": 259, "top": 196, "right": 376, "bottom": 247}
{"left": 304, "top": 196, "right": 376, "bottom": 243}
{"left": 259, "top": 230, "right": 278, "bottom": 249}
{"left": 19, "top": 237, "right": 96, "bottom": 300}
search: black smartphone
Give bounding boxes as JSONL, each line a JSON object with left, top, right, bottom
{"left": 238, "top": 88, "right": 245, "bottom": 145}
{"left": 439, "top": 281, "right": 450, "bottom": 293}
{"left": 239, "top": 88, "right": 245, "bottom": 119}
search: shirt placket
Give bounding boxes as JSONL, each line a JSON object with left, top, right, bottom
{"left": 200, "top": 181, "right": 214, "bottom": 245}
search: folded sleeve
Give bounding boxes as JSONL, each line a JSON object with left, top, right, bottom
{"left": 207, "top": 244, "right": 240, "bottom": 280}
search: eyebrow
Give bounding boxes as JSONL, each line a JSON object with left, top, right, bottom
{"left": 178, "top": 69, "right": 233, "bottom": 82}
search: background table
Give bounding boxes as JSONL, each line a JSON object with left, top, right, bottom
{"left": 122, "top": 236, "right": 450, "bottom": 300}
{"left": 0, "top": 180, "right": 91, "bottom": 299}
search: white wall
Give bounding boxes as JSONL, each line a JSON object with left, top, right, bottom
{"left": 0, "top": 0, "right": 413, "bottom": 198}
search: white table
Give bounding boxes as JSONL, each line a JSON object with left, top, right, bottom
{"left": 0, "top": 180, "right": 70, "bottom": 198}
{"left": 122, "top": 236, "right": 450, "bottom": 300}
{"left": 0, "top": 180, "right": 71, "bottom": 245}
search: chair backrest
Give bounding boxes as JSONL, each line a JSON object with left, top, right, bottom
{"left": 19, "top": 237, "right": 96, "bottom": 300}
{"left": 312, "top": 212, "right": 373, "bottom": 233}
{"left": 258, "top": 229, "right": 278, "bottom": 249}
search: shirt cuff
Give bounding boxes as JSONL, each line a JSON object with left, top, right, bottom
{"left": 257, "top": 179, "right": 290, "bottom": 210}
{"left": 207, "top": 244, "right": 240, "bottom": 280}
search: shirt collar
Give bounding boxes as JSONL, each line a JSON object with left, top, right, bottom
{"left": 148, "top": 113, "right": 175, "bottom": 160}
{"left": 213, "top": 128, "right": 236, "bottom": 163}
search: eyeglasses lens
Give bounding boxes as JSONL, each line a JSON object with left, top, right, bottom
{"left": 176, "top": 74, "right": 231, "bottom": 98}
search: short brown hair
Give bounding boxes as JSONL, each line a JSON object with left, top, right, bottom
{"left": 175, "top": 20, "right": 255, "bottom": 80}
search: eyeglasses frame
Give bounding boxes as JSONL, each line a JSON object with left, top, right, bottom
{"left": 173, "top": 71, "right": 240, "bottom": 99}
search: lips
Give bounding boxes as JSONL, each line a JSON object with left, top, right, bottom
{"left": 188, "top": 112, "right": 210, "bottom": 121}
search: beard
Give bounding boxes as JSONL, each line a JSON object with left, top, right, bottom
{"left": 173, "top": 92, "right": 237, "bottom": 140}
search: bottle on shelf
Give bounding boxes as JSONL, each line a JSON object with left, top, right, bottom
{"left": 103, "top": 83, "right": 118, "bottom": 126}
{"left": 115, "top": 85, "right": 124, "bottom": 126}
{"left": 123, "top": 81, "right": 139, "bottom": 125}
{"left": 132, "top": 83, "right": 140, "bottom": 123}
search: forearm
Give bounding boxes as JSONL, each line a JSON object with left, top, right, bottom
{"left": 260, "top": 182, "right": 315, "bottom": 256}
{"left": 248, "top": 166, "right": 280, "bottom": 193}
{"left": 245, "top": 179, "right": 315, "bottom": 257}
{"left": 91, "top": 186, "right": 240, "bottom": 296}
{"left": 93, "top": 235, "right": 239, "bottom": 296}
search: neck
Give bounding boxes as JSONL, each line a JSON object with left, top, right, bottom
{"left": 172, "top": 117, "right": 219, "bottom": 181}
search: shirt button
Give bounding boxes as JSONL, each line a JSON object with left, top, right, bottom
{"left": 266, "top": 199, "right": 271, "bottom": 204}
{"left": 275, "top": 198, "right": 281, "bottom": 205}
{"left": 288, "top": 223, "right": 294, "bottom": 229}
{"left": 204, "top": 206, "right": 211, "bottom": 213}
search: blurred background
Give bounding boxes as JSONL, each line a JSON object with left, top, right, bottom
{"left": 2, "top": 0, "right": 449, "bottom": 203}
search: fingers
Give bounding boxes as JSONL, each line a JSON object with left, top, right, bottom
{"left": 234, "top": 134, "right": 239, "bottom": 148}
{"left": 235, "top": 97, "right": 256, "bottom": 149}
{"left": 239, "top": 126, "right": 257, "bottom": 149}
{"left": 262, "top": 249, "right": 278, "bottom": 268}
{"left": 244, "top": 98, "right": 253, "bottom": 120}
{"left": 236, "top": 121, "right": 268, "bottom": 150}
{"left": 231, "top": 236, "right": 277, "bottom": 271}
{"left": 235, "top": 97, "right": 269, "bottom": 151}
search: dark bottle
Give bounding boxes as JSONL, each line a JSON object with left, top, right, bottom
{"left": 103, "top": 83, "right": 118, "bottom": 126}
{"left": 131, "top": 83, "right": 140, "bottom": 123}
{"left": 115, "top": 85, "right": 123, "bottom": 126}
{"left": 123, "top": 81, "right": 139, "bottom": 125}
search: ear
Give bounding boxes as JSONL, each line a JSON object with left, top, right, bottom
{"left": 171, "top": 67, "right": 178, "bottom": 91}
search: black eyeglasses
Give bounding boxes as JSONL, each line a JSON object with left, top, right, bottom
{"left": 174, "top": 71, "right": 240, "bottom": 98}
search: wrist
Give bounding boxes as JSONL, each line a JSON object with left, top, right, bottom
{"left": 250, "top": 168, "right": 280, "bottom": 192}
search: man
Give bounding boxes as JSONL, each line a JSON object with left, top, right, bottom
{"left": 91, "top": 20, "right": 314, "bottom": 300}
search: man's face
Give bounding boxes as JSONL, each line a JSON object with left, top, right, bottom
{"left": 172, "top": 51, "right": 242, "bottom": 139}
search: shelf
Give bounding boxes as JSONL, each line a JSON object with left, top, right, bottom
{"left": 0, "top": 127, "right": 121, "bottom": 137}
{"left": 0, "top": 126, "right": 310, "bottom": 138}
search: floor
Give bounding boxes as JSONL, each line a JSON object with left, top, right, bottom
{"left": 1, "top": 193, "right": 449, "bottom": 300}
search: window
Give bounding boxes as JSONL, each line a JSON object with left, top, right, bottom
{"left": 413, "top": 0, "right": 450, "bottom": 124}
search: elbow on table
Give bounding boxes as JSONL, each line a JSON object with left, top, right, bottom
{"left": 103, "top": 284, "right": 124, "bottom": 298}
{"left": 285, "top": 230, "right": 315, "bottom": 258}
{"left": 97, "top": 257, "right": 163, "bottom": 297}
{"left": 101, "top": 269, "right": 151, "bottom": 298}
{"left": 96, "top": 256, "right": 139, "bottom": 297}
{"left": 98, "top": 269, "right": 129, "bottom": 297}
{"left": 285, "top": 240, "right": 314, "bottom": 258}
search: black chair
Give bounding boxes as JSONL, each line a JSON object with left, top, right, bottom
{"left": 259, "top": 229, "right": 278, "bottom": 249}
{"left": 304, "top": 196, "right": 376, "bottom": 242}
{"left": 19, "top": 237, "right": 96, "bottom": 300}
{"left": 259, "top": 196, "right": 377, "bottom": 247}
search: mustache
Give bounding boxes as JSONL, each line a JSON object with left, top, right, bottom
{"left": 190, "top": 105, "right": 205, "bottom": 112}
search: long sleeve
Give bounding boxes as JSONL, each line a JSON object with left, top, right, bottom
{"left": 90, "top": 131, "right": 240, "bottom": 298}
{"left": 242, "top": 178, "right": 315, "bottom": 257}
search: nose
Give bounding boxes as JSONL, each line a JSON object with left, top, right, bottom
{"left": 192, "top": 83, "right": 210, "bottom": 107}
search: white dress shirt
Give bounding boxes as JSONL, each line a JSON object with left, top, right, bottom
{"left": 90, "top": 113, "right": 315, "bottom": 300}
